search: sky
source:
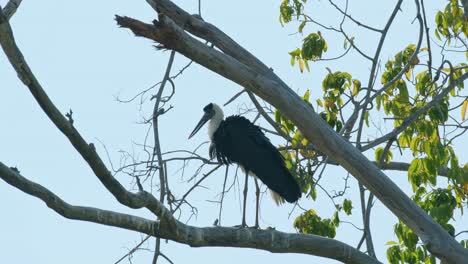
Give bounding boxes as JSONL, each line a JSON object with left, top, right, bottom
{"left": 1, "top": 0, "right": 466, "bottom": 263}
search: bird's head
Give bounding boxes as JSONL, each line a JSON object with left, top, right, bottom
{"left": 188, "top": 103, "right": 224, "bottom": 139}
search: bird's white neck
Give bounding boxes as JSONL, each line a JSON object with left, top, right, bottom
{"left": 208, "top": 104, "right": 224, "bottom": 140}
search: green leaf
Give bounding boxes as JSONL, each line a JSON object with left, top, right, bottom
{"left": 376, "top": 94, "right": 382, "bottom": 110}
{"left": 301, "top": 32, "right": 327, "bottom": 61}
{"left": 290, "top": 55, "right": 296, "bottom": 66}
{"left": 386, "top": 245, "right": 401, "bottom": 263}
{"left": 274, "top": 109, "right": 282, "bottom": 123}
{"left": 289, "top": 48, "right": 302, "bottom": 56}
{"left": 375, "top": 147, "right": 393, "bottom": 164}
{"left": 375, "top": 147, "right": 384, "bottom": 162}
{"left": 462, "top": 99, "right": 468, "bottom": 121}
{"left": 408, "top": 159, "right": 422, "bottom": 186}
{"left": 364, "top": 111, "right": 369, "bottom": 127}
{"left": 352, "top": 79, "right": 361, "bottom": 96}
{"left": 422, "top": 158, "right": 437, "bottom": 183}
{"left": 332, "top": 211, "right": 340, "bottom": 226}
{"left": 280, "top": 0, "right": 294, "bottom": 24}
{"left": 303, "top": 89, "right": 310, "bottom": 101}
{"left": 316, "top": 99, "right": 323, "bottom": 107}
{"left": 435, "top": 28, "right": 441, "bottom": 41}
{"left": 303, "top": 59, "right": 310, "bottom": 71}
{"left": 294, "top": 209, "right": 337, "bottom": 238}
{"left": 298, "top": 21, "right": 306, "bottom": 33}
{"left": 310, "top": 186, "right": 317, "bottom": 200}
{"left": 342, "top": 199, "right": 353, "bottom": 215}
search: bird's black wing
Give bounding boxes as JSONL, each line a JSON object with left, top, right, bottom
{"left": 212, "top": 116, "right": 301, "bottom": 203}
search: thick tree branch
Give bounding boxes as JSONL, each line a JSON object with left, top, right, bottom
{"left": 2, "top": 0, "right": 22, "bottom": 20}
{"left": 147, "top": 0, "right": 263, "bottom": 71}
{"left": 0, "top": 163, "right": 379, "bottom": 264}
{"left": 0, "top": 163, "right": 157, "bottom": 234}
{"left": 145, "top": 0, "right": 282, "bottom": 83}
{"left": 115, "top": 12, "right": 468, "bottom": 262}
{"left": 461, "top": 0, "right": 468, "bottom": 18}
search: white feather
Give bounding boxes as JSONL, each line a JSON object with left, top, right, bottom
{"left": 207, "top": 103, "right": 224, "bottom": 140}
{"left": 270, "top": 190, "right": 285, "bottom": 206}
{"left": 240, "top": 165, "right": 285, "bottom": 206}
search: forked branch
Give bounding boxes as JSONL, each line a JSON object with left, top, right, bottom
{"left": 0, "top": 163, "right": 379, "bottom": 264}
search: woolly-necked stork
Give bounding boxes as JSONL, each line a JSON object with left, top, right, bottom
{"left": 188, "top": 103, "right": 301, "bottom": 227}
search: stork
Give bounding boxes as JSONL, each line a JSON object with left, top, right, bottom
{"left": 188, "top": 103, "right": 301, "bottom": 228}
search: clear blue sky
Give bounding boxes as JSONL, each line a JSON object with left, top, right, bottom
{"left": 1, "top": 0, "right": 466, "bottom": 263}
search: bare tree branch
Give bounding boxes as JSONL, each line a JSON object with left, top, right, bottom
{"left": 2, "top": 0, "right": 23, "bottom": 20}
{"left": 151, "top": 50, "right": 176, "bottom": 264}
{"left": 461, "top": 0, "right": 468, "bottom": 18}
{"left": 0, "top": 162, "right": 157, "bottom": 234}
{"left": 115, "top": 236, "right": 152, "bottom": 264}
{"left": 145, "top": 0, "right": 283, "bottom": 84}
{"left": 0, "top": 163, "right": 380, "bottom": 264}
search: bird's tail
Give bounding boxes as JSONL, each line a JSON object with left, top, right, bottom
{"left": 274, "top": 168, "right": 301, "bottom": 204}
{"left": 270, "top": 189, "right": 285, "bottom": 205}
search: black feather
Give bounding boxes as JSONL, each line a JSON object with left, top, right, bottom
{"left": 211, "top": 116, "right": 301, "bottom": 203}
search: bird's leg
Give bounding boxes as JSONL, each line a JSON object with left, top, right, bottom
{"left": 241, "top": 170, "right": 249, "bottom": 228}
{"left": 254, "top": 178, "right": 260, "bottom": 229}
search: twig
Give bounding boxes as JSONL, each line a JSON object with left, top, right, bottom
{"left": 224, "top": 90, "right": 246, "bottom": 106}
{"left": 115, "top": 236, "right": 151, "bottom": 264}
{"left": 327, "top": 0, "right": 382, "bottom": 33}
{"left": 173, "top": 164, "right": 222, "bottom": 213}
{"left": 420, "top": 0, "right": 433, "bottom": 79}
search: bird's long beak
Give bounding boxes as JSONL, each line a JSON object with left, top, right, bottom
{"left": 188, "top": 112, "right": 211, "bottom": 139}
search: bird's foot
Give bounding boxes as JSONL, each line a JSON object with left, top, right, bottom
{"left": 250, "top": 224, "right": 260, "bottom": 230}
{"left": 233, "top": 221, "right": 249, "bottom": 228}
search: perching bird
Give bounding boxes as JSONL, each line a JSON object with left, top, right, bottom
{"left": 188, "top": 103, "right": 301, "bottom": 227}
